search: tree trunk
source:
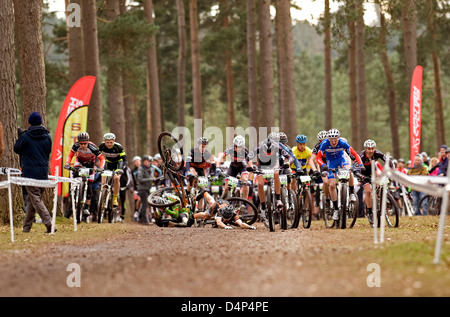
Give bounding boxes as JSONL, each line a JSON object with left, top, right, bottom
{"left": 106, "top": 0, "right": 126, "bottom": 149}
{"left": 275, "top": 0, "right": 297, "bottom": 144}
{"left": 81, "top": 0, "right": 103, "bottom": 144}
{"left": 246, "top": 0, "right": 259, "bottom": 134}
{"left": 347, "top": 0, "right": 359, "bottom": 147}
{"left": 176, "top": 0, "right": 187, "bottom": 128}
{"left": 13, "top": 0, "right": 47, "bottom": 127}
{"left": 378, "top": 7, "right": 400, "bottom": 158}
{"left": 221, "top": 0, "right": 235, "bottom": 130}
{"left": 0, "top": 0, "right": 22, "bottom": 224}
{"left": 401, "top": 0, "right": 418, "bottom": 84}
{"left": 189, "top": 0, "right": 203, "bottom": 130}
{"left": 324, "top": 0, "right": 333, "bottom": 130}
{"left": 66, "top": 0, "right": 84, "bottom": 87}
{"left": 258, "top": 0, "right": 275, "bottom": 131}
{"left": 355, "top": 0, "right": 368, "bottom": 144}
{"left": 427, "top": 0, "right": 446, "bottom": 148}
{"left": 144, "top": 0, "right": 163, "bottom": 154}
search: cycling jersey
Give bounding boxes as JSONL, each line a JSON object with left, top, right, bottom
{"left": 317, "top": 138, "right": 362, "bottom": 179}
{"left": 98, "top": 142, "right": 127, "bottom": 170}
{"left": 291, "top": 145, "right": 312, "bottom": 170}
{"left": 66, "top": 141, "right": 105, "bottom": 168}
{"left": 223, "top": 146, "right": 249, "bottom": 168}
{"left": 244, "top": 141, "right": 298, "bottom": 169}
{"left": 186, "top": 147, "right": 214, "bottom": 169}
{"left": 358, "top": 149, "right": 391, "bottom": 177}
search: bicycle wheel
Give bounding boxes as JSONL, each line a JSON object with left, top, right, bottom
{"left": 264, "top": 187, "right": 275, "bottom": 232}
{"left": 286, "top": 189, "right": 299, "bottom": 229}
{"left": 347, "top": 195, "right": 358, "bottom": 228}
{"left": 227, "top": 197, "right": 259, "bottom": 225}
{"left": 418, "top": 194, "right": 431, "bottom": 216}
{"left": 97, "top": 188, "right": 108, "bottom": 223}
{"left": 75, "top": 181, "right": 85, "bottom": 224}
{"left": 339, "top": 184, "right": 348, "bottom": 229}
{"left": 384, "top": 193, "right": 399, "bottom": 228}
{"left": 157, "top": 132, "right": 184, "bottom": 172}
{"left": 299, "top": 189, "right": 312, "bottom": 229}
{"left": 280, "top": 188, "right": 288, "bottom": 230}
{"left": 323, "top": 199, "right": 335, "bottom": 228}
{"left": 148, "top": 186, "right": 181, "bottom": 208}
{"left": 426, "top": 196, "right": 442, "bottom": 216}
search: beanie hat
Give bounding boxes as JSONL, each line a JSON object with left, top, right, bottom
{"left": 28, "top": 112, "right": 43, "bottom": 126}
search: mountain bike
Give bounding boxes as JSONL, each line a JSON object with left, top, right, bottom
{"left": 419, "top": 193, "right": 450, "bottom": 216}
{"left": 325, "top": 167, "right": 359, "bottom": 229}
{"left": 66, "top": 166, "right": 102, "bottom": 223}
{"left": 292, "top": 173, "right": 312, "bottom": 229}
{"left": 366, "top": 176, "right": 399, "bottom": 228}
{"left": 97, "top": 168, "right": 124, "bottom": 223}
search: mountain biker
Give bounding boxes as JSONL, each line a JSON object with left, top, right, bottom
{"left": 311, "top": 130, "right": 331, "bottom": 213}
{"left": 215, "top": 204, "right": 256, "bottom": 230}
{"left": 316, "top": 129, "right": 364, "bottom": 221}
{"left": 154, "top": 204, "right": 193, "bottom": 227}
{"left": 358, "top": 139, "right": 394, "bottom": 219}
{"left": 64, "top": 132, "right": 105, "bottom": 220}
{"left": 243, "top": 133, "right": 303, "bottom": 220}
{"left": 98, "top": 132, "right": 127, "bottom": 208}
{"left": 216, "top": 135, "right": 254, "bottom": 199}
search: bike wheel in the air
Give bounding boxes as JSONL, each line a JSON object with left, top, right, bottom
{"left": 148, "top": 186, "right": 181, "bottom": 208}
{"left": 227, "top": 197, "right": 259, "bottom": 225}
{"left": 157, "top": 131, "right": 184, "bottom": 172}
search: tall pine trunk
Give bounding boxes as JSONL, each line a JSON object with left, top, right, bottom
{"left": 0, "top": 0, "right": 23, "bottom": 224}
{"left": 82, "top": 0, "right": 103, "bottom": 144}
{"left": 246, "top": 0, "right": 259, "bottom": 135}
{"left": 14, "top": 0, "right": 47, "bottom": 127}
{"left": 144, "top": 0, "right": 162, "bottom": 153}
{"left": 259, "top": 0, "right": 275, "bottom": 131}
{"left": 324, "top": 0, "right": 333, "bottom": 130}
{"left": 221, "top": 0, "right": 235, "bottom": 130}
{"left": 176, "top": 0, "right": 187, "bottom": 128}
{"left": 347, "top": 0, "right": 359, "bottom": 147}
{"left": 189, "top": 0, "right": 203, "bottom": 130}
{"left": 401, "top": 0, "right": 418, "bottom": 83}
{"left": 66, "top": 0, "right": 84, "bottom": 87}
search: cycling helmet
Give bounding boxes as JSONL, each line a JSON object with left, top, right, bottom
{"left": 154, "top": 153, "right": 161, "bottom": 160}
{"left": 132, "top": 156, "right": 141, "bottom": 162}
{"left": 327, "top": 129, "right": 340, "bottom": 139}
{"left": 279, "top": 132, "right": 288, "bottom": 144}
{"left": 268, "top": 132, "right": 280, "bottom": 142}
{"left": 233, "top": 135, "right": 245, "bottom": 147}
{"left": 142, "top": 155, "right": 152, "bottom": 162}
{"left": 197, "top": 137, "right": 209, "bottom": 145}
{"left": 262, "top": 139, "right": 273, "bottom": 153}
{"left": 77, "top": 132, "right": 89, "bottom": 142}
{"left": 317, "top": 130, "right": 328, "bottom": 141}
{"left": 220, "top": 205, "right": 234, "bottom": 220}
{"left": 296, "top": 134, "right": 308, "bottom": 144}
{"left": 103, "top": 132, "right": 116, "bottom": 140}
{"left": 364, "top": 139, "right": 376, "bottom": 148}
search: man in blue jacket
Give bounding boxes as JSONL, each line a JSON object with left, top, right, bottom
{"left": 14, "top": 112, "right": 53, "bottom": 233}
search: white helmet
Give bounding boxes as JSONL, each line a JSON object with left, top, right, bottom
{"left": 364, "top": 139, "right": 376, "bottom": 148}
{"left": 327, "top": 129, "right": 340, "bottom": 139}
{"left": 132, "top": 156, "right": 141, "bottom": 162}
{"left": 233, "top": 135, "right": 245, "bottom": 147}
{"left": 317, "top": 130, "right": 328, "bottom": 141}
{"left": 103, "top": 132, "right": 116, "bottom": 140}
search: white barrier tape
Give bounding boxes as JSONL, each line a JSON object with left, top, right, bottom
{"left": 0, "top": 167, "right": 22, "bottom": 175}
{"left": 10, "top": 177, "right": 58, "bottom": 188}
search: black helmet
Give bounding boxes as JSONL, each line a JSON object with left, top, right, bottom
{"left": 279, "top": 132, "right": 288, "bottom": 144}
{"left": 220, "top": 205, "right": 234, "bottom": 220}
{"left": 77, "top": 132, "right": 89, "bottom": 142}
{"left": 262, "top": 139, "right": 273, "bottom": 154}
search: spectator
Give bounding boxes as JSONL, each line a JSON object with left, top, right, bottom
{"left": 438, "top": 148, "right": 449, "bottom": 176}
{"left": 137, "top": 155, "right": 155, "bottom": 225}
{"left": 131, "top": 156, "right": 142, "bottom": 221}
{"left": 421, "top": 152, "right": 429, "bottom": 168}
{"left": 408, "top": 154, "right": 428, "bottom": 215}
{"left": 428, "top": 157, "right": 440, "bottom": 176}
{"left": 438, "top": 145, "right": 447, "bottom": 164}
{"left": 397, "top": 158, "right": 408, "bottom": 174}
{"left": 14, "top": 112, "right": 53, "bottom": 233}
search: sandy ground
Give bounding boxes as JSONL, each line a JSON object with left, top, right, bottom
{"left": 0, "top": 219, "right": 448, "bottom": 300}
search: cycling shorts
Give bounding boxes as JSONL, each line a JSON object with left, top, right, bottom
{"left": 327, "top": 156, "right": 349, "bottom": 179}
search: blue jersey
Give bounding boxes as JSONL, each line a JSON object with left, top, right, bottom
{"left": 318, "top": 138, "right": 351, "bottom": 162}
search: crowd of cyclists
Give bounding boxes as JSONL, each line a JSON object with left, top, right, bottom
{"left": 64, "top": 128, "right": 450, "bottom": 229}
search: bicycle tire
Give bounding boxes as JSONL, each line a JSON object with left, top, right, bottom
{"left": 347, "top": 196, "right": 358, "bottom": 228}
{"left": 339, "top": 184, "right": 348, "bottom": 229}
{"left": 227, "top": 197, "right": 258, "bottom": 225}
{"left": 418, "top": 194, "right": 430, "bottom": 216}
{"left": 323, "top": 199, "right": 335, "bottom": 228}
{"left": 75, "top": 181, "right": 85, "bottom": 224}
{"left": 280, "top": 188, "right": 288, "bottom": 230}
{"left": 157, "top": 132, "right": 184, "bottom": 173}
{"left": 299, "top": 189, "right": 313, "bottom": 229}
{"left": 286, "top": 189, "right": 299, "bottom": 229}
{"left": 266, "top": 187, "right": 275, "bottom": 232}
{"left": 97, "top": 188, "right": 108, "bottom": 223}
{"left": 148, "top": 186, "right": 181, "bottom": 208}
{"left": 384, "top": 192, "right": 399, "bottom": 228}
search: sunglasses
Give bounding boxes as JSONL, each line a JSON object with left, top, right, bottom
{"left": 79, "top": 142, "right": 88, "bottom": 145}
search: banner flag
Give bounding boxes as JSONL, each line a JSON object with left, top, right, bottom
{"left": 61, "top": 105, "right": 89, "bottom": 197}
{"left": 50, "top": 76, "right": 96, "bottom": 195}
{"left": 409, "top": 66, "right": 423, "bottom": 164}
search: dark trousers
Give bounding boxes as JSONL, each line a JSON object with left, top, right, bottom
{"left": 138, "top": 189, "right": 149, "bottom": 221}
{"left": 23, "top": 186, "right": 52, "bottom": 232}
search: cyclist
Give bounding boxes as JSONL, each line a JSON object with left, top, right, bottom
{"left": 316, "top": 129, "right": 364, "bottom": 221}
{"left": 215, "top": 204, "right": 256, "bottom": 230}
{"left": 243, "top": 133, "right": 303, "bottom": 219}
{"left": 98, "top": 132, "right": 127, "bottom": 208}
{"left": 64, "top": 132, "right": 105, "bottom": 220}
{"left": 311, "top": 130, "right": 330, "bottom": 212}
{"left": 216, "top": 135, "right": 254, "bottom": 199}
{"left": 154, "top": 202, "right": 194, "bottom": 227}
{"left": 185, "top": 137, "right": 218, "bottom": 196}
{"left": 358, "top": 139, "right": 394, "bottom": 219}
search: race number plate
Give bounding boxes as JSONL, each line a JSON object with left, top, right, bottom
{"left": 279, "top": 175, "right": 288, "bottom": 185}
{"left": 337, "top": 169, "right": 350, "bottom": 180}
{"left": 300, "top": 175, "right": 311, "bottom": 183}
{"left": 228, "top": 176, "right": 239, "bottom": 188}
{"left": 101, "top": 170, "right": 113, "bottom": 177}
{"left": 79, "top": 168, "right": 90, "bottom": 177}
{"left": 262, "top": 169, "right": 274, "bottom": 179}
{"left": 198, "top": 176, "right": 209, "bottom": 188}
